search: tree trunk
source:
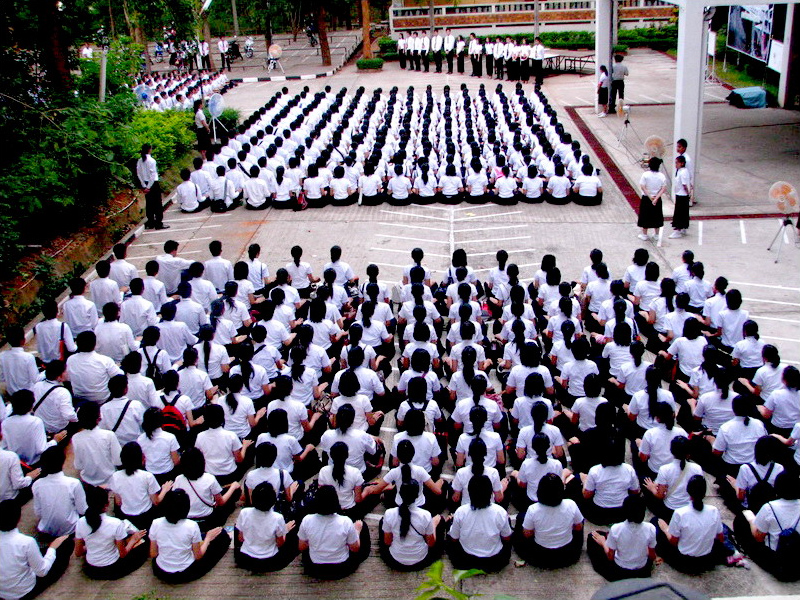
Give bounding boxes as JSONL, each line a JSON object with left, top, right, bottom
{"left": 231, "top": 0, "right": 240, "bottom": 36}
{"left": 203, "top": 15, "right": 215, "bottom": 69}
{"left": 38, "top": 0, "right": 72, "bottom": 93}
{"left": 121, "top": 0, "right": 133, "bottom": 37}
{"left": 428, "top": 0, "right": 434, "bottom": 34}
{"left": 316, "top": 5, "right": 331, "bottom": 66}
{"left": 361, "top": 0, "right": 372, "bottom": 58}
{"left": 262, "top": 0, "right": 272, "bottom": 46}
{"left": 108, "top": 0, "right": 117, "bottom": 38}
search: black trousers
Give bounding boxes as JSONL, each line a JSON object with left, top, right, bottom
{"left": 610, "top": 80, "right": 625, "bottom": 112}
{"left": 412, "top": 50, "right": 420, "bottom": 70}
{"left": 532, "top": 59, "right": 543, "bottom": 85}
{"left": 399, "top": 50, "right": 406, "bottom": 69}
{"left": 144, "top": 182, "right": 164, "bottom": 228}
{"left": 234, "top": 529, "right": 298, "bottom": 572}
{"left": 83, "top": 542, "right": 149, "bottom": 580}
{"left": 422, "top": 51, "right": 430, "bottom": 71}
{"left": 446, "top": 51, "right": 454, "bottom": 73}
{"left": 457, "top": 53, "right": 465, "bottom": 73}
{"left": 434, "top": 52, "right": 442, "bottom": 72}
{"left": 486, "top": 55, "right": 494, "bottom": 77}
{"left": 302, "top": 523, "right": 370, "bottom": 579}
{"left": 220, "top": 52, "right": 231, "bottom": 71}
{"left": 201, "top": 54, "right": 211, "bottom": 69}
{"left": 672, "top": 194, "right": 691, "bottom": 230}
{"left": 586, "top": 532, "right": 652, "bottom": 581}
{"left": 494, "top": 56, "right": 504, "bottom": 79}
{"left": 471, "top": 56, "right": 482, "bottom": 77}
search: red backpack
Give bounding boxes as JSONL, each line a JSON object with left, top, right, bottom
{"left": 161, "top": 394, "right": 187, "bottom": 437}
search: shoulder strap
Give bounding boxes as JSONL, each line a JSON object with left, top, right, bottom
{"left": 765, "top": 462, "right": 775, "bottom": 482}
{"left": 33, "top": 385, "right": 65, "bottom": 413}
{"left": 666, "top": 463, "right": 691, "bottom": 499}
{"left": 253, "top": 344, "right": 266, "bottom": 357}
{"left": 747, "top": 463, "right": 763, "bottom": 483}
{"left": 161, "top": 393, "right": 178, "bottom": 408}
{"left": 186, "top": 478, "right": 217, "bottom": 508}
{"left": 111, "top": 401, "right": 133, "bottom": 432}
{"left": 60, "top": 322, "right": 65, "bottom": 342}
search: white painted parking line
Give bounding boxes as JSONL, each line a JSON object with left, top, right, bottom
{"left": 380, "top": 209, "right": 449, "bottom": 222}
{"left": 729, "top": 281, "right": 800, "bottom": 292}
{"left": 457, "top": 235, "right": 531, "bottom": 244}
{"left": 750, "top": 315, "right": 800, "bottom": 324}
{"left": 574, "top": 96, "right": 591, "bottom": 105}
{"left": 640, "top": 94, "right": 659, "bottom": 103}
{"left": 371, "top": 262, "right": 406, "bottom": 270}
{"left": 452, "top": 204, "right": 496, "bottom": 212}
{"left": 454, "top": 224, "right": 528, "bottom": 233}
{"left": 657, "top": 228, "right": 663, "bottom": 247}
{"left": 378, "top": 234, "right": 449, "bottom": 244}
{"left": 698, "top": 221, "right": 703, "bottom": 246}
{"left": 166, "top": 214, "right": 231, "bottom": 222}
{"left": 455, "top": 211, "right": 521, "bottom": 222}
{"left": 473, "top": 262, "right": 538, "bottom": 273}
{"left": 371, "top": 247, "right": 449, "bottom": 258}
{"left": 380, "top": 426, "right": 397, "bottom": 433}
{"left": 740, "top": 220, "right": 747, "bottom": 244}
{"left": 763, "top": 335, "right": 800, "bottom": 343}
{"left": 378, "top": 222, "right": 448, "bottom": 233}
{"left": 128, "top": 250, "right": 203, "bottom": 260}
{"left": 743, "top": 297, "right": 800, "bottom": 307}
{"left": 142, "top": 225, "right": 220, "bottom": 235}
{"left": 469, "top": 248, "right": 537, "bottom": 257}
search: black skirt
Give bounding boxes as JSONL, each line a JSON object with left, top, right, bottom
{"left": 637, "top": 196, "right": 664, "bottom": 228}
{"left": 598, "top": 87, "right": 609, "bottom": 105}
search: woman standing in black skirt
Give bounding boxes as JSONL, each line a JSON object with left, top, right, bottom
{"left": 637, "top": 157, "right": 667, "bottom": 242}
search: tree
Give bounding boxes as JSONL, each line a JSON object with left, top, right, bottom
{"left": 361, "top": 0, "right": 372, "bottom": 59}
{"left": 315, "top": 4, "right": 331, "bottom": 66}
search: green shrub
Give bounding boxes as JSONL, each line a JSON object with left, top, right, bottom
{"left": 381, "top": 52, "right": 400, "bottom": 62}
{"left": 212, "top": 107, "right": 241, "bottom": 132}
{"left": 127, "top": 110, "right": 195, "bottom": 174}
{"left": 613, "top": 44, "right": 629, "bottom": 53}
{"left": 357, "top": 57, "right": 384, "bottom": 70}
{"left": 378, "top": 37, "right": 398, "bottom": 54}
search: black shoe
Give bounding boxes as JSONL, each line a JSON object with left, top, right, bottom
{"left": 154, "top": 224, "right": 170, "bottom": 230}
{"left": 144, "top": 223, "right": 154, "bottom": 230}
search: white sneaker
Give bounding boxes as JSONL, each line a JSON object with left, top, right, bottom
{"left": 668, "top": 230, "right": 682, "bottom": 239}
{"left": 637, "top": 233, "right": 649, "bottom": 241}
{"left": 598, "top": 112, "right": 607, "bottom": 118}
{"left": 650, "top": 234, "right": 659, "bottom": 242}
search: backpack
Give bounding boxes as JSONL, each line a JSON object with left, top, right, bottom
{"left": 746, "top": 462, "right": 776, "bottom": 514}
{"left": 144, "top": 348, "right": 164, "bottom": 390}
{"left": 769, "top": 503, "right": 800, "bottom": 581}
{"left": 161, "top": 394, "right": 186, "bottom": 437}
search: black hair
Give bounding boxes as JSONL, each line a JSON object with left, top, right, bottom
{"left": 687, "top": 474, "right": 706, "bottom": 511}
{"left": 537, "top": 473, "right": 565, "bottom": 507}
{"left": 120, "top": 441, "right": 144, "bottom": 476}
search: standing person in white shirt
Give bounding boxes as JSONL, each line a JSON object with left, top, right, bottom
{"left": 0, "top": 499, "right": 70, "bottom": 600}
{"left": 99, "top": 375, "right": 145, "bottom": 446}
{"left": 420, "top": 31, "right": 431, "bottom": 72}
{"left": 32, "top": 360, "right": 77, "bottom": 437}
{"left": 468, "top": 34, "right": 482, "bottom": 77}
{"left": 136, "top": 144, "right": 167, "bottom": 230}
{"left": 637, "top": 157, "right": 666, "bottom": 241}
{"left": 669, "top": 155, "right": 693, "bottom": 238}
{"left": 72, "top": 402, "right": 122, "bottom": 486}
{"left": 109, "top": 243, "right": 138, "bottom": 291}
{"left": 0, "top": 327, "right": 39, "bottom": 395}
{"left": 95, "top": 303, "right": 139, "bottom": 364}
{"left": 444, "top": 28, "right": 455, "bottom": 73}
{"left": 199, "top": 38, "right": 211, "bottom": 69}
{"left": 484, "top": 36, "right": 495, "bottom": 78}
{"left": 217, "top": 36, "right": 230, "bottom": 71}
{"left": 397, "top": 32, "right": 407, "bottom": 70}
{"left": 676, "top": 138, "right": 695, "bottom": 205}
{"left": 90, "top": 260, "right": 123, "bottom": 311}
{"left": 204, "top": 240, "right": 234, "bottom": 293}
{"left": 33, "top": 300, "right": 77, "bottom": 364}
{"left": 531, "top": 36, "right": 546, "bottom": 86}
{"left": 66, "top": 331, "right": 123, "bottom": 403}
{"left": 456, "top": 35, "right": 467, "bottom": 73}
{"left": 408, "top": 32, "right": 419, "bottom": 71}
{"left": 431, "top": 29, "right": 443, "bottom": 73}
{"left": 156, "top": 240, "right": 194, "bottom": 296}
{"left": 587, "top": 495, "right": 657, "bottom": 581}
{"left": 121, "top": 278, "right": 158, "bottom": 337}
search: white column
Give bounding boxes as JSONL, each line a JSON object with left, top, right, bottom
{"left": 778, "top": 4, "right": 795, "bottom": 108}
{"left": 673, "top": 2, "right": 706, "bottom": 184}
{"left": 595, "top": 0, "right": 615, "bottom": 111}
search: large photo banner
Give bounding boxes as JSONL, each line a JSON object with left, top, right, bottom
{"left": 727, "top": 4, "right": 773, "bottom": 62}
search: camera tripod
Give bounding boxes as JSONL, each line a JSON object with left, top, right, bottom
{"left": 767, "top": 217, "right": 798, "bottom": 263}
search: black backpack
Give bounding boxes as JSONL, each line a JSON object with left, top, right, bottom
{"left": 769, "top": 504, "right": 800, "bottom": 581}
{"left": 746, "top": 462, "right": 776, "bottom": 514}
{"left": 143, "top": 348, "right": 164, "bottom": 390}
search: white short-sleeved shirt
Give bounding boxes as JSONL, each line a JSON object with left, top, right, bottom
{"left": 318, "top": 429, "right": 377, "bottom": 473}
{"left": 736, "top": 461, "right": 783, "bottom": 505}
{"left": 694, "top": 391, "right": 734, "bottom": 435}
{"left": 560, "top": 360, "right": 600, "bottom": 397}
{"left": 713, "top": 417, "right": 768, "bottom": 465}
{"left": 282, "top": 367, "right": 320, "bottom": 408}
{"left": 452, "top": 465, "right": 502, "bottom": 505}
{"left": 639, "top": 425, "right": 688, "bottom": 472}
{"left": 450, "top": 504, "right": 511, "bottom": 557}
{"left": 717, "top": 308, "right": 749, "bottom": 348}
{"left": 655, "top": 460, "right": 705, "bottom": 510}
{"left": 510, "top": 396, "right": 554, "bottom": 429}
{"left": 456, "top": 431, "right": 505, "bottom": 468}
{"left": 516, "top": 423, "right": 565, "bottom": 459}
{"left": 236, "top": 508, "right": 286, "bottom": 559}
{"left": 732, "top": 337, "right": 765, "bottom": 369}
{"left": 267, "top": 396, "right": 309, "bottom": 440}
{"left": 286, "top": 261, "right": 313, "bottom": 290}
{"left": 571, "top": 396, "right": 608, "bottom": 432}
{"left": 75, "top": 515, "right": 133, "bottom": 567}
{"left": 585, "top": 463, "right": 640, "bottom": 509}
{"left": 668, "top": 504, "right": 722, "bottom": 557}
{"left": 229, "top": 363, "right": 270, "bottom": 401}
{"left": 452, "top": 397, "right": 503, "bottom": 434}
{"left": 607, "top": 520, "right": 656, "bottom": 570}
{"left": 173, "top": 473, "right": 221, "bottom": 518}
{"left": 137, "top": 429, "right": 180, "bottom": 474}
{"left": 516, "top": 457, "right": 562, "bottom": 502}
{"left": 194, "top": 427, "right": 242, "bottom": 476}
{"left": 109, "top": 469, "right": 160, "bottom": 516}
{"left": 72, "top": 428, "right": 122, "bottom": 486}
{"left": 383, "top": 464, "right": 431, "bottom": 506}
{"left": 764, "top": 388, "right": 800, "bottom": 430}
{"left": 298, "top": 513, "right": 358, "bottom": 564}
{"left": 317, "top": 464, "right": 364, "bottom": 510}
{"left": 522, "top": 499, "right": 583, "bottom": 549}
{"left": 150, "top": 517, "right": 202, "bottom": 572}
{"left": 628, "top": 388, "right": 677, "bottom": 430}
{"left": 754, "top": 499, "right": 800, "bottom": 551}
{"left": 255, "top": 433, "right": 302, "bottom": 471}
{"left": 383, "top": 506, "right": 434, "bottom": 565}
{"left": 752, "top": 364, "right": 785, "bottom": 401}
{"left": 99, "top": 398, "right": 145, "bottom": 446}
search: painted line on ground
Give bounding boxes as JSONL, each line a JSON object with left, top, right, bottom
{"left": 378, "top": 234, "right": 449, "bottom": 244}
{"left": 740, "top": 220, "right": 747, "bottom": 244}
{"left": 744, "top": 298, "right": 800, "bottom": 307}
{"left": 698, "top": 221, "right": 703, "bottom": 246}
{"left": 750, "top": 315, "right": 800, "bottom": 324}
{"left": 378, "top": 222, "right": 448, "bottom": 233}
{"left": 380, "top": 210, "right": 450, "bottom": 222}
{"left": 371, "top": 262, "right": 409, "bottom": 270}
{"left": 453, "top": 224, "right": 528, "bottom": 233}
{"left": 763, "top": 335, "right": 800, "bottom": 343}
{"left": 452, "top": 204, "right": 497, "bottom": 212}
{"left": 457, "top": 236, "right": 532, "bottom": 244}
{"left": 729, "top": 281, "right": 800, "bottom": 292}
{"left": 469, "top": 248, "right": 537, "bottom": 257}
{"left": 454, "top": 211, "right": 521, "bottom": 222}
{"left": 473, "top": 262, "right": 538, "bottom": 273}
{"left": 141, "top": 225, "right": 220, "bottom": 235}
{"left": 371, "top": 248, "right": 449, "bottom": 258}
{"left": 128, "top": 250, "right": 204, "bottom": 260}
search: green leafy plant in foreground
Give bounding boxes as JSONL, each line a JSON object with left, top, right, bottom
{"left": 414, "top": 560, "right": 485, "bottom": 600}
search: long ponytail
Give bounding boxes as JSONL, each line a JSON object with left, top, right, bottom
{"left": 645, "top": 366, "right": 661, "bottom": 421}
{"left": 398, "top": 480, "right": 420, "bottom": 539}
{"left": 330, "top": 441, "right": 348, "bottom": 487}
{"left": 469, "top": 437, "right": 487, "bottom": 477}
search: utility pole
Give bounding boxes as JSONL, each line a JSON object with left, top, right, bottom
{"left": 231, "top": 0, "right": 240, "bottom": 36}
{"left": 534, "top": 0, "right": 540, "bottom": 36}
{"left": 99, "top": 48, "right": 108, "bottom": 102}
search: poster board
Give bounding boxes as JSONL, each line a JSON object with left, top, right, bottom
{"left": 727, "top": 5, "right": 773, "bottom": 63}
